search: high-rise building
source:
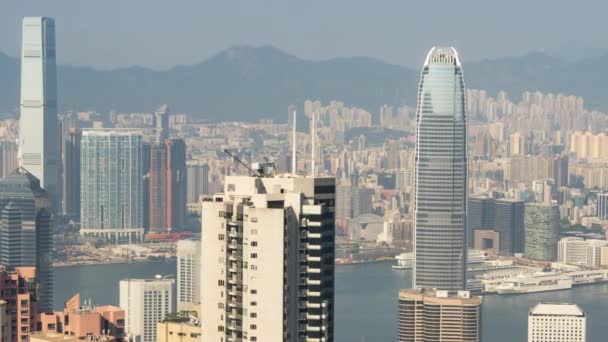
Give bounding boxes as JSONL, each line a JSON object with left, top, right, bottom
{"left": 0, "top": 169, "right": 52, "bottom": 311}
{"left": 397, "top": 288, "right": 482, "bottom": 342}
{"left": 525, "top": 203, "right": 560, "bottom": 261}
{"left": 119, "top": 278, "right": 175, "bottom": 342}
{"left": 176, "top": 239, "right": 200, "bottom": 312}
{"left": 413, "top": 47, "right": 468, "bottom": 291}
{"left": 142, "top": 142, "right": 151, "bottom": 230}
{"left": 597, "top": 191, "right": 608, "bottom": 220}
{"left": 186, "top": 161, "right": 209, "bottom": 204}
{"left": 201, "top": 172, "right": 335, "bottom": 341}
{"left": 467, "top": 196, "right": 494, "bottom": 247}
{"left": 509, "top": 132, "right": 526, "bottom": 156}
{"left": 494, "top": 199, "right": 525, "bottom": 255}
{"left": 80, "top": 130, "right": 144, "bottom": 243}
{"left": 62, "top": 128, "right": 81, "bottom": 218}
{"left": 153, "top": 105, "right": 170, "bottom": 144}
{"left": 528, "top": 303, "right": 586, "bottom": 342}
{"left": 166, "top": 139, "right": 186, "bottom": 230}
{"left": 0, "top": 140, "right": 18, "bottom": 178}
{"left": 149, "top": 144, "right": 167, "bottom": 232}
{"left": 149, "top": 104, "right": 186, "bottom": 232}
{"left": 0, "top": 266, "right": 38, "bottom": 342}
{"left": 19, "top": 17, "right": 60, "bottom": 211}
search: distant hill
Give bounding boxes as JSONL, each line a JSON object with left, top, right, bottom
{"left": 1, "top": 46, "right": 607, "bottom": 121}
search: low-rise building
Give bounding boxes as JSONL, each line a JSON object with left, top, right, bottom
{"left": 37, "top": 293, "right": 124, "bottom": 340}
{"left": 156, "top": 319, "right": 201, "bottom": 342}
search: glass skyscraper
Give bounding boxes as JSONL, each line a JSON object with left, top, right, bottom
{"left": 413, "top": 47, "right": 468, "bottom": 291}
{"left": 19, "top": 17, "right": 60, "bottom": 211}
{"left": 80, "top": 130, "right": 144, "bottom": 243}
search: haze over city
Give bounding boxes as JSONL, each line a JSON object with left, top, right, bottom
{"left": 0, "top": 2, "right": 607, "bottom": 342}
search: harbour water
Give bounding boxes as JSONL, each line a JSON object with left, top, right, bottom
{"left": 55, "top": 261, "right": 608, "bottom": 341}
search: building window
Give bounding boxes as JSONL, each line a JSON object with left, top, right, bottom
{"left": 218, "top": 234, "right": 225, "bottom": 240}
{"left": 250, "top": 312, "right": 257, "bottom": 318}
{"left": 218, "top": 280, "right": 225, "bottom": 286}
{"left": 251, "top": 241, "right": 258, "bottom": 247}
{"left": 250, "top": 324, "right": 257, "bottom": 330}
{"left": 250, "top": 253, "right": 257, "bottom": 259}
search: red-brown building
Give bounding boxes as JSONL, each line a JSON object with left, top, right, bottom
{"left": 37, "top": 294, "right": 124, "bottom": 340}
{"left": 0, "top": 266, "right": 38, "bottom": 342}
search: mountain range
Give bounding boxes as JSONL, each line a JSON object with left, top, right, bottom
{"left": 1, "top": 45, "right": 607, "bottom": 121}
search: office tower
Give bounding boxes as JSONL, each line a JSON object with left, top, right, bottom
{"left": 166, "top": 139, "right": 186, "bottom": 230}
{"left": 525, "top": 203, "right": 560, "bottom": 261}
{"left": 19, "top": 17, "right": 59, "bottom": 210}
{"left": 0, "top": 169, "right": 52, "bottom": 312}
{"left": 177, "top": 239, "right": 200, "bottom": 312}
{"left": 413, "top": 47, "right": 468, "bottom": 291}
{"left": 467, "top": 196, "right": 494, "bottom": 247}
{"left": 397, "top": 289, "right": 482, "bottom": 342}
{"left": 494, "top": 199, "right": 525, "bottom": 255}
{"left": 598, "top": 191, "right": 608, "bottom": 220}
{"left": 186, "top": 161, "right": 209, "bottom": 204}
{"left": 119, "top": 278, "right": 175, "bottom": 342}
{"left": 80, "top": 130, "right": 144, "bottom": 243}
{"left": 0, "top": 140, "right": 18, "bottom": 177}
{"left": 0, "top": 267, "right": 38, "bottom": 342}
{"left": 528, "top": 303, "right": 586, "bottom": 342}
{"left": 153, "top": 105, "right": 170, "bottom": 144}
{"left": 62, "top": 128, "right": 81, "bottom": 218}
{"left": 201, "top": 172, "right": 335, "bottom": 341}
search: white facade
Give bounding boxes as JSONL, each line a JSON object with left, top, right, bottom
{"left": 201, "top": 174, "right": 336, "bottom": 342}
{"left": 19, "top": 17, "right": 59, "bottom": 209}
{"left": 557, "top": 237, "right": 608, "bottom": 267}
{"left": 528, "top": 303, "right": 586, "bottom": 342}
{"left": 176, "top": 239, "right": 201, "bottom": 312}
{"left": 119, "top": 278, "right": 175, "bottom": 342}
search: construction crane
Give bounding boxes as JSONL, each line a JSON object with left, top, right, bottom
{"left": 223, "top": 149, "right": 262, "bottom": 177}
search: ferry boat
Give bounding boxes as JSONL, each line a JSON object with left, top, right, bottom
{"left": 392, "top": 253, "right": 413, "bottom": 270}
{"left": 495, "top": 271, "right": 572, "bottom": 294}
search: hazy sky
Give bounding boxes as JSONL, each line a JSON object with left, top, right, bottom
{"left": 1, "top": 0, "right": 607, "bottom": 69}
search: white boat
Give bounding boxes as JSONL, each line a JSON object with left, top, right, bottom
{"left": 392, "top": 253, "right": 413, "bottom": 270}
{"left": 495, "top": 271, "right": 572, "bottom": 294}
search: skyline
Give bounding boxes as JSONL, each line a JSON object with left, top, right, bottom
{"left": 1, "top": 1, "right": 607, "bottom": 70}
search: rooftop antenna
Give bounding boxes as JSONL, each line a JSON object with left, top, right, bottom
{"left": 292, "top": 110, "right": 297, "bottom": 175}
{"left": 223, "top": 149, "right": 262, "bottom": 177}
{"left": 311, "top": 112, "right": 315, "bottom": 176}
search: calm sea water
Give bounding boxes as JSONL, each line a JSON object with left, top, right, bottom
{"left": 54, "top": 261, "right": 608, "bottom": 342}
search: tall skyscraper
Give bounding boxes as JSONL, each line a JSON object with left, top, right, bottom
{"left": 528, "top": 303, "right": 586, "bottom": 342}
{"left": 149, "top": 104, "right": 186, "bottom": 232}
{"left": 62, "top": 128, "right": 81, "bottom": 218}
{"left": 186, "top": 160, "right": 209, "bottom": 204}
{"left": 176, "top": 239, "right": 201, "bottom": 312}
{"left": 119, "top": 278, "right": 175, "bottom": 342}
{"left": 397, "top": 288, "right": 482, "bottom": 342}
{"left": 80, "top": 130, "right": 144, "bottom": 243}
{"left": 201, "top": 171, "right": 335, "bottom": 341}
{"left": 0, "top": 168, "right": 53, "bottom": 311}
{"left": 524, "top": 203, "right": 560, "bottom": 261}
{"left": 19, "top": 17, "right": 59, "bottom": 210}
{"left": 153, "top": 105, "right": 170, "bottom": 144}
{"left": 149, "top": 144, "right": 167, "bottom": 231}
{"left": 166, "top": 139, "right": 186, "bottom": 230}
{"left": 413, "top": 47, "right": 468, "bottom": 291}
